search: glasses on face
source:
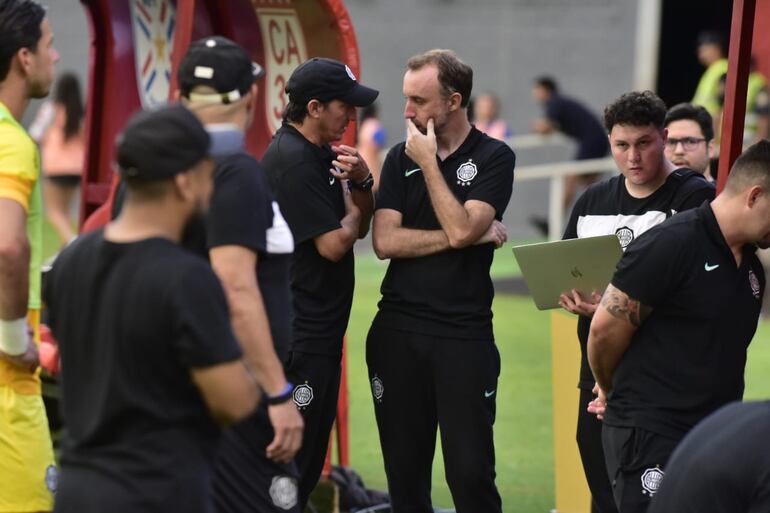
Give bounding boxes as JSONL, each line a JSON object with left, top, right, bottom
{"left": 665, "top": 137, "right": 706, "bottom": 151}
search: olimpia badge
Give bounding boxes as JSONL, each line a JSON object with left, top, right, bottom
{"left": 749, "top": 269, "right": 761, "bottom": 299}
{"left": 456, "top": 159, "right": 478, "bottom": 186}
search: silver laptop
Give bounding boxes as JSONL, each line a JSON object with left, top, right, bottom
{"left": 512, "top": 235, "right": 623, "bottom": 310}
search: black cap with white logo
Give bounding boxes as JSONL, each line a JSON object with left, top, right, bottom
{"left": 286, "top": 57, "right": 379, "bottom": 107}
{"left": 178, "top": 36, "right": 265, "bottom": 104}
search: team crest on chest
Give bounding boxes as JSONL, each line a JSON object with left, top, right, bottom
{"left": 456, "top": 159, "right": 477, "bottom": 186}
{"left": 749, "top": 269, "right": 761, "bottom": 299}
{"left": 615, "top": 226, "right": 634, "bottom": 249}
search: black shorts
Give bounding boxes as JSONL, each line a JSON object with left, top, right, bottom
{"left": 213, "top": 405, "right": 301, "bottom": 513}
{"left": 46, "top": 174, "right": 81, "bottom": 187}
{"left": 602, "top": 425, "right": 680, "bottom": 513}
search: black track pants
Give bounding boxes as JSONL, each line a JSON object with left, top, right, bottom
{"left": 284, "top": 351, "right": 341, "bottom": 509}
{"left": 577, "top": 388, "right": 619, "bottom": 513}
{"left": 366, "top": 324, "right": 502, "bottom": 513}
{"left": 213, "top": 405, "right": 301, "bottom": 513}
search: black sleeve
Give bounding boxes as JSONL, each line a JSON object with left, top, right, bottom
{"left": 375, "top": 145, "right": 406, "bottom": 212}
{"left": 206, "top": 155, "right": 270, "bottom": 252}
{"left": 673, "top": 178, "right": 716, "bottom": 212}
{"left": 610, "top": 227, "right": 686, "bottom": 308}
{"left": 466, "top": 144, "right": 515, "bottom": 218}
{"left": 274, "top": 161, "right": 341, "bottom": 245}
{"left": 563, "top": 189, "right": 588, "bottom": 240}
{"left": 171, "top": 261, "right": 242, "bottom": 368}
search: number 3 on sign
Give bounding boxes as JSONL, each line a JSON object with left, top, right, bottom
{"left": 257, "top": 8, "right": 308, "bottom": 134}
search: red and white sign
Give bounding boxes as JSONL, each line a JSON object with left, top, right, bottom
{"left": 256, "top": 7, "right": 308, "bottom": 134}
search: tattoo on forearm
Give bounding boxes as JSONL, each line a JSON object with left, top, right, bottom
{"left": 600, "top": 285, "right": 651, "bottom": 327}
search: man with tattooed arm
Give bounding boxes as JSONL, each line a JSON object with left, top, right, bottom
{"left": 588, "top": 140, "right": 770, "bottom": 513}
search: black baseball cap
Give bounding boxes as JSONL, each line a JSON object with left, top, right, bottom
{"left": 178, "top": 36, "right": 265, "bottom": 104}
{"left": 117, "top": 104, "right": 214, "bottom": 181}
{"left": 286, "top": 57, "right": 378, "bottom": 107}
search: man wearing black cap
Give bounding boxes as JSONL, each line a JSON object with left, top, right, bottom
{"left": 368, "top": 49, "right": 514, "bottom": 513}
{"left": 262, "top": 56, "right": 378, "bottom": 507}
{"left": 177, "top": 36, "right": 304, "bottom": 513}
{"left": 44, "top": 104, "right": 262, "bottom": 513}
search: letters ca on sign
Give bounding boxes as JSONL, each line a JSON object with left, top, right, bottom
{"left": 256, "top": 6, "right": 308, "bottom": 134}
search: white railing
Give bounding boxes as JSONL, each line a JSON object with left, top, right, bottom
{"left": 514, "top": 157, "right": 617, "bottom": 240}
{"left": 508, "top": 133, "right": 616, "bottom": 240}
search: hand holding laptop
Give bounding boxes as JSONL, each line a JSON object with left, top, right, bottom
{"left": 559, "top": 289, "right": 603, "bottom": 317}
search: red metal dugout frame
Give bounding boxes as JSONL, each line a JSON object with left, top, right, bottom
{"left": 77, "top": 0, "right": 362, "bottom": 472}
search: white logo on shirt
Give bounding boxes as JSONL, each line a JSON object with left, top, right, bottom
{"left": 456, "top": 159, "right": 477, "bottom": 186}
{"left": 615, "top": 227, "right": 634, "bottom": 248}
{"left": 704, "top": 262, "right": 720, "bottom": 272}
{"left": 749, "top": 269, "right": 761, "bottom": 299}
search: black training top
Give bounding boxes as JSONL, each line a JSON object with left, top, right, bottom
{"left": 205, "top": 152, "right": 295, "bottom": 362}
{"left": 544, "top": 94, "right": 608, "bottom": 149}
{"left": 263, "top": 124, "right": 353, "bottom": 356}
{"left": 648, "top": 400, "right": 770, "bottom": 513}
{"left": 562, "top": 170, "right": 715, "bottom": 390}
{"left": 44, "top": 229, "right": 241, "bottom": 513}
{"left": 372, "top": 127, "right": 515, "bottom": 340}
{"left": 604, "top": 202, "right": 765, "bottom": 440}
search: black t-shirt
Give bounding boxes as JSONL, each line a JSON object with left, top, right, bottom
{"left": 562, "top": 170, "right": 715, "bottom": 389}
{"left": 262, "top": 124, "right": 353, "bottom": 356}
{"left": 604, "top": 203, "right": 765, "bottom": 440}
{"left": 205, "top": 152, "right": 295, "bottom": 362}
{"left": 544, "top": 95, "right": 608, "bottom": 150}
{"left": 372, "top": 127, "right": 515, "bottom": 339}
{"left": 44, "top": 229, "right": 242, "bottom": 513}
{"left": 648, "top": 400, "right": 770, "bottom": 513}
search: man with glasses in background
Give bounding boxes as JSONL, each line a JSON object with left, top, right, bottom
{"left": 664, "top": 103, "right": 715, "bottom": 182}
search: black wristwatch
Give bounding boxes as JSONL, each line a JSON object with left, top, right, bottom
{"left": 350, "top": 173, "right": 374, "bottom": 191}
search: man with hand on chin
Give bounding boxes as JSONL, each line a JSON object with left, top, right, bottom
{"left": 368, "top": 49, "right": 514, "bottom": 513}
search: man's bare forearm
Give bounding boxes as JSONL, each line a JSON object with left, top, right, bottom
{"left": 373, "top": 226, "right": 450, "bottom": 259}
{"left": 0, "top": 237, "right": 30, "bottom": 319}
{"left": 421, "top": 162, "right": 478, "bottom": 247}
{"left": 587, "top": 285, "right": 650, "bottom": 392}
{"left": 350, "top": 188, "right": 373, "bottom": 238}
{"left": 227, "top": 285, "right": 288, "bottom": 395}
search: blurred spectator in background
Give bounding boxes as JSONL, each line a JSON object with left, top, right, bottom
{"left": 716, "top": 57, "right": 769, "bottom": 146}
{"left": 692, "top": 31, "right": 728, "bottom": 125}
{"left": 29, "top": 72, "right": 85, "bottom": 246}
{"left": 664, "top": 103, "right": 715, "bottom": 181}
{"left": 692, "top": 31, "right": 769, "bottom": 147}
{"left": 531, "top": 76, "right": 609, "bottom": 234}
{"left": 357, "top": 102, "right": 387, "bottom": 192}
{"left": 472, "top": 91, "right": 511, "bottom": 141}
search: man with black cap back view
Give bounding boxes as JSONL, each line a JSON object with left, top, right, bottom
{"left": 44, "top": 104, "right": 262, "bottom": 513}
{"left": 262, "top": 57, "right": 378, "bottom": 507}
{"left": 176, "top": 36, "right": 304, "bottom": 513}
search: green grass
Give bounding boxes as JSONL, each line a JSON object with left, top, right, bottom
{"left": 345, "top": 244, "right": 770, "bottom": 512}
{"left": 44, "top": 220, "right": 770, "bottom": 512}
